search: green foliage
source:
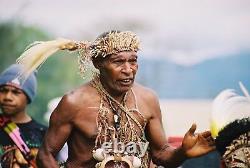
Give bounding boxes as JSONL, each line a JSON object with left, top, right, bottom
{"left": 0, "top": 21, "right": 90, "bottom": 125}
{"left": 0, "top": 21, "right": 49, "bottom": 71}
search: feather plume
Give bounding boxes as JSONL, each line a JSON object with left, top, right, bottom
{"left": 16, "top": 38, "right": 76, "bottom": 83}
{"left": 239, "top": 81, "right": 250, "bottom": 99}
{"left": 211, "top": 85, "right": 250, "bottom": 138}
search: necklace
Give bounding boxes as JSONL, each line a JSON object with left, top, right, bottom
{"left": 107, "top": 98, "right": 122, "bottom": 131}
{"left": 91, "top": 76, "right": 150, "bottom": 167}
{"left": 92, "top": 78, "right": 144, "bottom": 133}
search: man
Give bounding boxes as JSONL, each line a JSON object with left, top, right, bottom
{"left": 0, "top": 64, "right": 47, "bottom": 168}
{"left": 17, "top": 30, "right": 215, "bottom": 168}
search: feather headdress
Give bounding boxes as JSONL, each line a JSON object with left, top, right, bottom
{"left": 16, "top": 31, "right": 140, "bottom": 82}
{"left": 212, "top": 82, "right": 250, "bottom": 167}
{"left": 211, "top": 82, "right": 250, "bottom": 138}
{"left": 16, "top": 38, "right": 78, "bottom": 82}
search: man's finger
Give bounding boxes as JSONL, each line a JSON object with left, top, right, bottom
{"left": 187, "top": 123, "right": 197, "bottom": 135}
{"left": 201, "top": 131, "right": 212, "bottom": 138}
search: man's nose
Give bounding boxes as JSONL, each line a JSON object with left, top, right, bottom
{"left": 121, "top": 62, "right": 133, "bottom": 73}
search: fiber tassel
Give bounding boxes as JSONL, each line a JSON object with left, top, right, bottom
{"left": 16, "top": 38, "right": 76, "bottom": 82}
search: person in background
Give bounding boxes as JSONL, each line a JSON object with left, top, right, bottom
{"left": 211, "top": 84, "right": 250, "bottom": 168}
{"left": 0, "top": 64, "right": 47, "bottom": 168}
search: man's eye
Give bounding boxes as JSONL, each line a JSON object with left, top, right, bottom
{"left": 131, "top": 59, "right": 137, "bottom": 62}
{"left": 114, "top": 60, "right": 123, "bottom": 64}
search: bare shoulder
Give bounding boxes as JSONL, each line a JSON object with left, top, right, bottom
{"left": 132, "top": 83, "right": 163, "bottom": 128}
{"left": 132, "top": 83, "right": 161, "bottom": 119}
{"left": 63, "top": 82, "right": 97, "bottom": 106}
{"left": 133, "top": 82, "right": 159, "bottom": 103}
{"left": 51, "top": 82, "right": 99, "bottom": 120}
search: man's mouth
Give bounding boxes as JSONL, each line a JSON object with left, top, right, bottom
{"left": 119, "top": 79, "right": 133, "bottom": 85}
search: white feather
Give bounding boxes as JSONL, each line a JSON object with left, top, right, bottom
{"left": 239, "top": 81, "right": 250, "bottom": 99}
{"left": 211, "top": 85, "right": 250, "bottom": 137}
{"left": 16, "top": 38, "right": 75, "bottom": 83}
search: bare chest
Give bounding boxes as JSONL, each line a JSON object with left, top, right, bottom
{"left": 72, "top": 99, "right": 150, "bottom": 141}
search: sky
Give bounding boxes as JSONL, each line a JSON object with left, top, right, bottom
{"left": 1, "top": 0, "right": 250, "bottom": 65}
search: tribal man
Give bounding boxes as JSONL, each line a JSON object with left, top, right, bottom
{"left": 16, "top": 30, "right": 215, "bottom": 168}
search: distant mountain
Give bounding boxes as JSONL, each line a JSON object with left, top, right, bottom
{"left": 136, "top": 52, "right": 250, "bottom": 99}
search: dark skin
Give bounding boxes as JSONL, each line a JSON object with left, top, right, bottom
{"left": 37, "top": 51, "right": 215, "bottom": 168}
{"left": 0, "top": 85, "right": 31, "bottom": 123}
{"left": 0, "top": 84, "right": 43, "bottom": 168}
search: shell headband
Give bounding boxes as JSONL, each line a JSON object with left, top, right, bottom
{"left": 90, "top": 31, "right": 140, "bottom": 58}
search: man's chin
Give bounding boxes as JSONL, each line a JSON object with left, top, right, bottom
{"left": 119, "top": 85, "right": 133, "bottom": 93}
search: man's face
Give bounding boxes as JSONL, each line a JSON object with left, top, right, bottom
{"left": 99, "top": 51, "right": 138, "bottom": 95}
{"left": 0, "top": 85, "right": 28, "bottom": 116}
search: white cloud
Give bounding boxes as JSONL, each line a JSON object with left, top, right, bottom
{"left": 1, "top": 0, "right": 250, "bottom": 65}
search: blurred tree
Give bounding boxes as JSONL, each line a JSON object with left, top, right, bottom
{"left": 0, "top": 21, "right": 49, "bottom": 71}
{"left": 0, "top": 21, "right": 91, "bottom": 124}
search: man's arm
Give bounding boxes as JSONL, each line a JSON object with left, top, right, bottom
{"left": 37, "top": 94, "right": 75, "bottom": 168}
{"left": 145, "top": 92, "right": 187, "bottom": 167}
{"left": 145, "top": 92, "right": 215, "bottom": 167}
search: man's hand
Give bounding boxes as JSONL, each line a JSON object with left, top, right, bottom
{"left": 181, "top": 124, "right": 216, "bottom": 158}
